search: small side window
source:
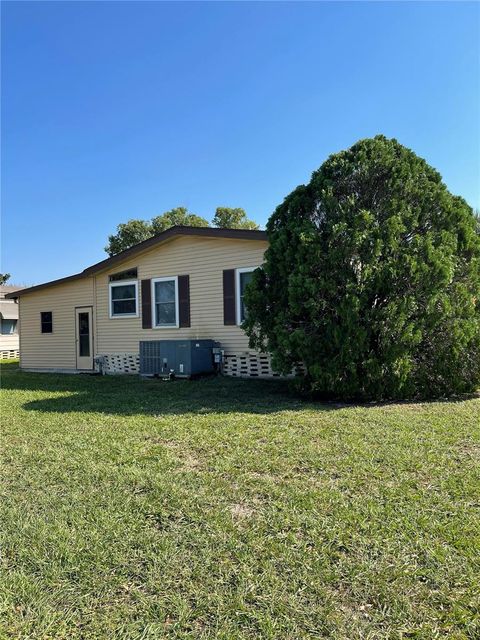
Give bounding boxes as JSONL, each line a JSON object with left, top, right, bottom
{"left": 41, "top": 312, "right": 53, "bottom": 333}
{"left": 109, "top": 268, "right": 138, "bottom": 282}
{"left": 1, "top": 319, "right": 17, "bottom": 334}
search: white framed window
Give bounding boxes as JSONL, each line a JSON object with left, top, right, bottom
{"left": 1, "top": 319, "right": 17, "bottom": 334}
{"left": 152, "top": 276, "right": 179, "bottom": 328}
{"left": 236, "top": 267, "right": 257, "bottom": 325}
{"left": 109, "top": 280, "right": 138, "bottom": 318}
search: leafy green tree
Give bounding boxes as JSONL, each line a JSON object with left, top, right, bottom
{"left": 244, "top": 135, "right": 480, "bottom": 400}
{"left": 105, "top": 206, "right": 258, "bottom": 255}
{"left": 212, "top": 207, "right": 259, "bottom": 230}
{"left": 151, "top": 207, "right": 209, "bottom": 234}
{"left": 0, "top": 273, "right": 11, "bottom": 285}
{"left": 105, "top": 219, "right": 153, "bottom": 256}
{"left": 105, "top": 208, "right": 209, "bottom": 256}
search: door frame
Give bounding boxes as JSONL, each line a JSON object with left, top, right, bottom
{"left": 75, "top": 305, "right": 94, "bottom": 370}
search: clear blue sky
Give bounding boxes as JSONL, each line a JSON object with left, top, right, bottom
{"left": 2, "top": 1, "right": 479, "bottom": 285}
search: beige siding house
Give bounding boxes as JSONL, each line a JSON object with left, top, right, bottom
{"left": 0, "top": 285, "right": 24, "bottom": 358}
{"left": 7, "top": 227, "right": 272, "bottom": 377}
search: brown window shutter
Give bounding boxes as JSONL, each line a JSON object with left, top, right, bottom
{"left": 178, "top": 275, "right": 190, "bottom": 328}
{"left": 223, "top": 269, "right": 236, "bottom": 325}
{"left": 141, "top": 279, "right": 152, "bottom": 329}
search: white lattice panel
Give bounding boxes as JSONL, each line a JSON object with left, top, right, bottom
{"left": 95, "top": 351, "right": 303, "bottom": 379}
{"left": 98, "top": 353, "right": 140, "bottom": 374}
{"left": 0, "top": 350, "right": 19, "bottom": 360}
{"left": 223, "top": 352, "right": 304, "bottom": 379}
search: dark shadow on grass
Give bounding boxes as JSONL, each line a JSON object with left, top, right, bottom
{"left": 0, "top": 361, "right": 329, "bottom": 416}
{"left": 1, "top": 361, "right": 477, "bottom": 417}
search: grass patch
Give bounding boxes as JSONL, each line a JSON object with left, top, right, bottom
{"left": 1, "top": 361, "right": 479, "bottom": 639}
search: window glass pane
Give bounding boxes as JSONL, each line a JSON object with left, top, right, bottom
{"left": 240, "top": 271, "right": 254, "bottom": 321}
{"left": 79, "top": 312, "right": 89, "bottom": 335}
{"left": 240, "top": 270, "right": 254, "bottom": 294}
{"left": 109, "top": 268, "right": 138, "bottom": 282}
{"left": 156, "top": 302, "right": 176, "bottom": 325}
{"left": 113, "top": 299, "right": 136, "bottom": 315}
{"left": 155, "top": 280, "right": 175, "bottom": 303}
{"left": 110, "top": 282, "right": 137, "bottom": 316}
{"left": 153, "top": 280, "right": 177, "bottom": 326}
{"left": 240, "top": 300, "right": 247, "bottom": 322}
{"left": 1, "top": 319, "right": 17, "bottom": 334}
{"left": 79, "top": 335, "right": 90, "bottom": 356}
{"left": 41, "top": 312, "right": 53, "bottom": 333}
{"left": 78, "top": 312, "right": 90, "bottom": 356}
{"left": 112, "top": 284, "right": 136, "bottom": 300}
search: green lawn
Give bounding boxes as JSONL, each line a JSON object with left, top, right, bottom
{"left": 1, "top": 361, "right": 479, "bottom": 639}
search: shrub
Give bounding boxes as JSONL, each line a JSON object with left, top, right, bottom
{"left": 244, "top": 136, "right": 480, "bottom": 400}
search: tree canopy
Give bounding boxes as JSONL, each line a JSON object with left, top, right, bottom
{"left": 105, "top": 207, "right": 258, "bottom": 256}
{"left": 105, "top": 220, "right": 153, "bottom": 257}
{"left": 150, "top": 208, "right": 209, "bottom": 234}
{"left": 212, "top": 207, "right": 259, "bottom": 230}
{"left": 243, "top": 135, "right": 480, "bottom": 400}
{"left": 0, "top": 273, "right": 11, "bottom": 285}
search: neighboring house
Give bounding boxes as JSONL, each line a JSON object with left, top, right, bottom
{"left": 6, "top": 227, "right": 277, "bottom": 377}
{"left": 0, "top": 285, "right": 24, "bottom": 358}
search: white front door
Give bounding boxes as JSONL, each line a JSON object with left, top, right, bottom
{"left": 75, "top": 306, "right": 93, "bottom": 370}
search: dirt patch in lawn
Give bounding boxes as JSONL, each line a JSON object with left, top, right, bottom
{"left": 230, "top": 503, "right": 256, "bottom": 519}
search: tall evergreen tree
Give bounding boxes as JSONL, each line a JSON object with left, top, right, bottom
{"left": 244, "top": 136, "right": 480, "bottom": 400}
